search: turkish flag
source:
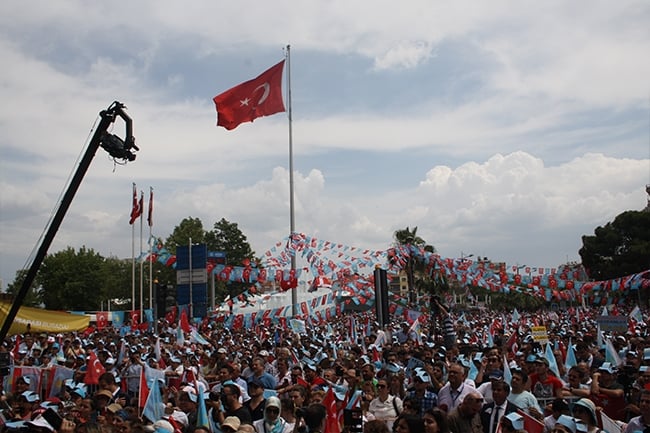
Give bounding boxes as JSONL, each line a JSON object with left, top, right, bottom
{"left": 180, "top": 308, "right": 191, "bottom": 333}
{"left": 517, "top": 409, "right": 544, "bottom": 433}
{"left": 322, "top": 386, "right": 342, "bottom": 433}
{"left": 138, "top": 367, "right": 149, "bottom": 408}
{"left": 96, "top": 312, "right": 108, "bottom": 330}
{"left": 213, "top": 60, "right": 286, "bottom": 130}
{"left": 84, "top": 351, "right": 106, "bottom": 385}
{"left": 130, "top": 310, "right": 140, "bottom": 325}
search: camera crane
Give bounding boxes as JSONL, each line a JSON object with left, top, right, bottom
{"left": 0, "top": 101, "right": 138, "bottom": 343}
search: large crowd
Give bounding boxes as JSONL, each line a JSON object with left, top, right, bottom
{"left": 1, "top": 300, "right": 649, "bottom": 433}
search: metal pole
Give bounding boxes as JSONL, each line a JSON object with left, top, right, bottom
{"left": 189, "top": 237, "right": 193, "bottom": 319}
{"left": 286, "top": 45, "right": 297, "bottom": 317}
{"left": 0, "top": 103, "right": 132, "bottom": 342}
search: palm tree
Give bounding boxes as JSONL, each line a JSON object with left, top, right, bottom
{"left": 393, "top": 227, "right": 436, "bottom": 305}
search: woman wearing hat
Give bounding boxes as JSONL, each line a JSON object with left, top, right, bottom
{"left": 572, "top": 398, "right": 603, "bottom": 433}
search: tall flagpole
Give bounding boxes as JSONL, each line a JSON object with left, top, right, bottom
{"left": 131, "top": 183, "right": 136, "bottom": 312}
{"left": 148, "top": 187, "right": 153, "bottom": 311}
{"left": 287, "top": 45, "right": 297, "bottom": 317}
{"left": 139, "top": 190, "right": 144, "bottom": 322}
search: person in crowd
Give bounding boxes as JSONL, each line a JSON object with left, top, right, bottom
{"left": 368, "top": 377, "right": 403, "bottom": 430}
{"left": 364, "top": 419, "right": 391, "bottom": 433}
{"left": 479, "top": 380, "right": 518, "bottom": 433}
{"left": 405, "top": 368, "right": 437, "bottom": 416}
{"left": 212, "top": 383, "right": 253, "bottom": 426}
{"left": 253, "top": 396, "right": 292, "bottom": 433}
{"left": 543, "top": 398, "right": 570, "bottom": 433}
{"left": 571, "top": 398, "right": 603, "bottom": 433}
{"left": 529, "top": 356, "right": 564, "bottom": 400}
{"left": 507, "top": 368, "right": 543, "bottom": 419}
{"left": 589, "top": 362, "right": 626, "bottom": 420}
{"left": 500, "top": 412, "right": 526, "bottom": 433}
{"left": 437, "top": 362, "right": 476, "bottom": 413}
{"left": 244, "top": 377, "right": 267, "bottom": 422}
{"left": 447, "top": 391, "right": 484, "bottom": 433}
{"left": 624, "top": 389, "right": 650, "bottom": 433}
{"left": 423, "top": 407, "right": 450, "bottom": 433}
{"left": 394, "top": 413, "right": 426, "bottom": 433}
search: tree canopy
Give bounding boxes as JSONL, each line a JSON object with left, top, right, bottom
{"left": 579, "top": 210, "right": 650, "bottom": 280}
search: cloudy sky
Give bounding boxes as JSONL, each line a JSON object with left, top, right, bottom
{"left": 1, "top": 1, "right": 649, "bottom": 288}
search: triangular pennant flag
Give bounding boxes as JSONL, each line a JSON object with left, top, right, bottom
{"left": 196, "top": 380, "right": 210, "bottom": 430}
{"left": 545, "top": 343, "right": 560, "bottom": 378}
{"left": 565, "top": 339, "right": 577, "bottom": 370}
{"left": 143, "top": 376, "right": 165, "bottom": 423}
{"left": 503, "top": 354, "right": 512, "bottom": 385}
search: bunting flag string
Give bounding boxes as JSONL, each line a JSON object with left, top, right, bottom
{"left": 143, "top": 233, "right": 649, "bottom": 309}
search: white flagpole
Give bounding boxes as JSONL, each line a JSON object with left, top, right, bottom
{"left": 139, "top": 191, "right": 144, "bottom": 322}
{"left": 286, "top": 45, "right": 297, "bottom": 318}
{"left": 148, "top": 187, "right": 153, "bottom": 311}
{"left": 131, "top": 183, "right": 136, "bottom": 312}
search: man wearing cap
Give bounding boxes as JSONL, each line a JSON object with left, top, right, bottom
{"left": 529, "top": 356, "right": 564, "bottom": 399}
{"left": 406, "top": 368, "right": 437, "bottom": 417}
{"left": 590, "top": 362, "right": 625, "bottom": 420}
{"left": 245, "top": 377, "right": 267, "bottom": 422}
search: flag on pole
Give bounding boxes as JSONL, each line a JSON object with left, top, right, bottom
{"left": 630, "top": 305, "right": 643, "bottom": 322}
{"left": 565, "top": 339, "right": 577, "bottom": 370}
{"left": 129, "top": 183, "right": 141, "bottom": 224}
{"left": 147, "top": 187, "right": 153, "bottom": 227}
{"left": 84, "top": 351, "right": 106, "bottom": 385}
{"left": 213, "top": 60, "right": 286, "bottom": 130}
{"left": 545, "top": 343, "right": 560, "bottom": 377}
{"left": 195, "top": 380, "right": 210, "bottom": 431}
{"left": 323, "top": 386, "right": 342, "bottom": 433}
{"left": 143, "top": 377, "right": 165, "bottom": 423}
{"left": 138, "top": 367, "right": 149, "bottom": 408}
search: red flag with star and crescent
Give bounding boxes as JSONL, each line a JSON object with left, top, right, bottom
{"left": 84, "top": 351, "right": 106, "bottom": 385}
{"left": 323, "top": 386, "right": 342, "bottom": 433}
{"left": 213, "top": 60, "right": 286, "bottom": 130}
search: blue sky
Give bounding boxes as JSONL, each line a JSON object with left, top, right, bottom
{"left": 0, "top": 1, "right": 649, "bottom": 288}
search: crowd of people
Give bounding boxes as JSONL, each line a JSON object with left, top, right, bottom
{"left": 0, "top": 299, "right": 649, "bottom": 433}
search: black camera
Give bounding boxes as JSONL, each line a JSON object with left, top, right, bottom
{"left": 295, "top": 408, "right": 305, "bottom": 419}
{"left": 209, "top": 391, "right": 220, "bottom": 401}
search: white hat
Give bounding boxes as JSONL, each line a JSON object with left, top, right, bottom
{"left": 153, "top": 420, "right": 174, "bottom": 433}
{"left": 503, "top": 412, "right": 524, "bottom": 430}
{"left": 25, "top": 414, "right": 55, "bottom": 432}
{"left": 222, "top": 416, "right": 241, "bottom": 431}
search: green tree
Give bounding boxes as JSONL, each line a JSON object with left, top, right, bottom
{"left": 205, "top": 218, "right": 255, "bottom": 266}
{"left": 579, "top": 210, "right": 650, "bottom": 280}
{"left": 100, "top": 256, "right": 132, "bottom": 302}
{"left": 205, "top": 218, "right": 256, "bottom": 303}
{"left": 5, "top": 269, "right": 42, "bottom": 307}
{"left": 38, "top": 246, "right": 105, "bottom": 310}
{"left": 165, "top": 217, "right": 206, "bottom": 253}
{"left": 392, "top": 226, "right": 438, "bottom": 304}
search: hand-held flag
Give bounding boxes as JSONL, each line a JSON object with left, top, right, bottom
{"left": 213, "top": 60, "right": 286, "bottom": 130}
